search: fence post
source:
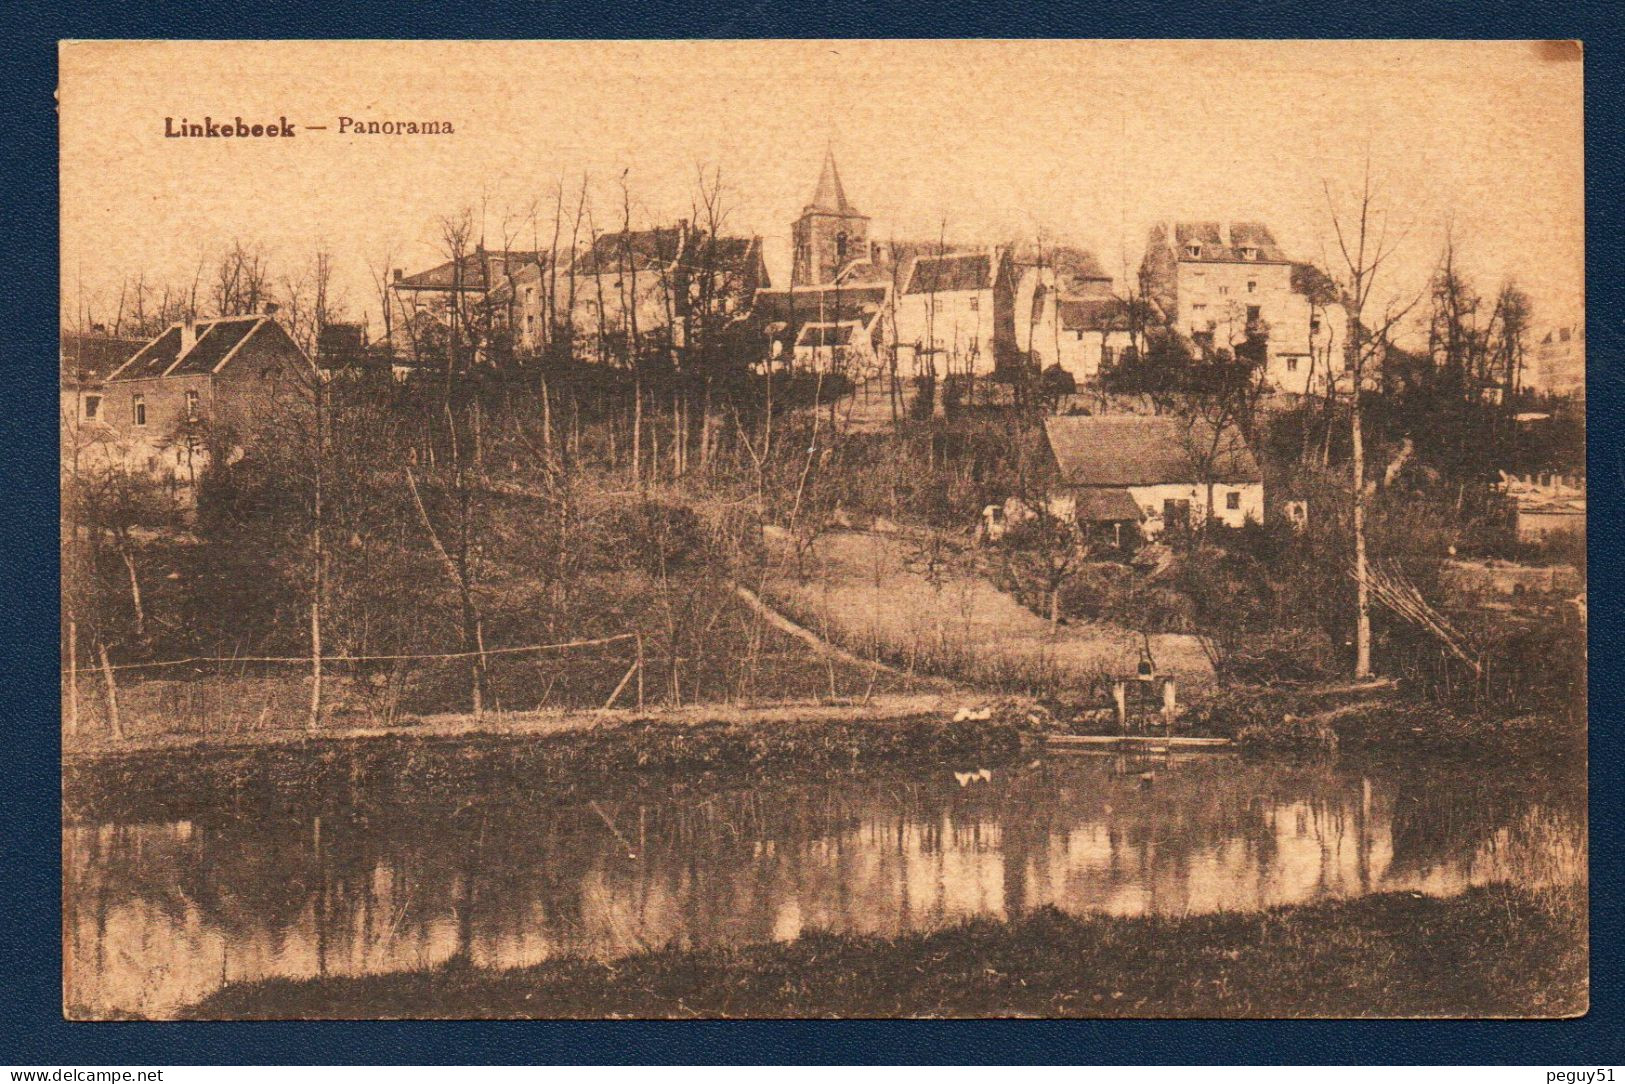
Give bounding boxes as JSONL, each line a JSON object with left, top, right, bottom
{"left": 636, "top": 634, "right": 645, "bottom": 711}
{"left": 1112, "top": 680, "right": 1128, "bottom": 732}
{"left": 1162, "top": 676, "right": 1178, "bottom": 731}
{"left": 97, "top": 640, "right": 122, "bottom": 742}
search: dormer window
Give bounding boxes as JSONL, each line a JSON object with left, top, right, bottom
{"left": 1240, "top": 247, "right": 1259, "bottom": 261}
{"left": 1185, "top": 244, "right": 1202, "bottom": 259}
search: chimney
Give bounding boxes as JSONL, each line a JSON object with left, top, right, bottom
{"left": 393, "top": 268, "right": 403, "bottom": 282}
{"left": 180, "top": 319, "right": 197, "bottom": 355}
{"left": 264, "top": 301, "right": 280, "bottom": 318}
{"left": 1220, "top": 222, "right": 1232, "bottom": 248}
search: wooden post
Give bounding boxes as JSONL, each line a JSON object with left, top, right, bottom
{"left": 1162, "top": 676, "right": 1178, "bottom": 731}
{"left": 1112, "top": 680, "right": 1128, "bottom": 732}
{"left": 97, "top": 640, "right": 122, "bottom": 741}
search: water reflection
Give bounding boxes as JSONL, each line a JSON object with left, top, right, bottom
{"left": 63, "top": 754, "right": 1586, "bottom": 1017}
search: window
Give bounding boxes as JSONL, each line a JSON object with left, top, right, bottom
{"left": 1191, "top": 303, "right": 1207, "bottom": 312}
{"left": 525, "top": 286, "right": 535, "bottom": 304}
{"left": 1101, "top": 345, "right": 1116, "bottom": 368}
{"left": 1240, "top": 246, "right": 1259, "bottom": 261}
{"left": 1226, "top": 491, "right": 1241, "bottom": 511}
{"left": 1310, "top": 318, "right": 1322, "bottom": 334}
{"left": 968, "top": 296, "right": 979, "bottom": 312}
{"left": 82, "top": 395, "right": 101, "bottom": 421}
{"left": 1286, "top": 357, "right": 1299, "bottom": 373}
{"left": 1247, "top": 280, "right": 1257, "bottom": 293}
{"left": 1218, "top": 285, "right": 1230, "bottom": 296}
{"left": 132, "top": 394, "right": 146, "bottom": 427}
{"left": 185, "top": 390, "right": 199, "bottom": 421}
{"left": 1185, "top": 244, "right": 1202, "bottom": 258}
{"left": 1246, "top": 305, "right": 1262, "bottom": 323}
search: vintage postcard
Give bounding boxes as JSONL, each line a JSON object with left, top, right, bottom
{"left": 60, "top": 40, "right": 1585, "bottom": 1020}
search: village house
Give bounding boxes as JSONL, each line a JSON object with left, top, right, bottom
{"left": 61, "top": 330, "right": 148, "bottom": 434}
{"left": 1042, "top": 413, "right": 1264, "bottom": 540}
{"left": 752, "top": 282, "right": 890, "bottom": 376}
{"left": 1141, "top": 221, "right": 1347, "bottom": 395}
{"left": 502, "top": 223, "right": 767, "bottom": 367}
{"left": 888, "top": 248, "right": 1002, "bottom": 379}
{"left": 391, "top": 247, "right": 550, "bottom": 362}
{"left": 100, "top": 311, "right": 316, "bottom": 486}
{"left": 1004, "top": 244, "right": 1118, "bottom": 372}
{"left": 1529, "top": 324, "right": 1585, "bottom": 400}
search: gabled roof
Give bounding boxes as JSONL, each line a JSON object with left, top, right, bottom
{"left": 108, "top": 316, "right": 310, "bottom": 382}
{"left": 60, "top": 333, "right": 147, "bottom": 385}
{"left": 573, "top": 227, "right": 685, "bottom": 276}
{"left": 804, "top": 150, "right": 864, "bottom": 218}
{"left": 904, "top": 251, "right": 993, "bottom": 295}
{"left": 394, "top": 250, "right": 547, "bottom": 292}
{"left": 753, "top": 283, "right": 888, "bottom": 349}
{"left": 1166, "top": 222, "right": 1290, "bottom": 264}
{"left": 1044, "top": 414, "right": 1261, "bottom": 488}
{"left": 1058, "top": 296, "right": 1132, "bottom": 333}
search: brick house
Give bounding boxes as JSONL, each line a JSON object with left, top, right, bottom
{"left": 102, "top": 314, "right": 316, "bottom": 484}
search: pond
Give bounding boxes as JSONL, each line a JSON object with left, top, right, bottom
{"left": 63, "top": 750, "right": 1586, "bottom": 1018}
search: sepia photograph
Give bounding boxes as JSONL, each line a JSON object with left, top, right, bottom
{"left": 59, "top": 39, "right": 1586, "bottom": 1021}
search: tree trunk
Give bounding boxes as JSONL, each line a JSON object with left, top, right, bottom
{"left": 97, "top": 640, "right": 122, "bottom": 741}
{"left": 118, "top": 543, "right": 145, "bottom": 640}
{"left": 66, "top": 617, "right": 79, "bottom": 738}
{"left": 1351, "top": 383, "right": 1372, "bottom": 679}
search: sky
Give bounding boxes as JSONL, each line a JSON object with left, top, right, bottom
{"left": 60, "top": 40, "right": 1584, "bottom": 339}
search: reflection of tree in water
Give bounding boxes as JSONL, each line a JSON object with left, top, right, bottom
{"left": 1380, "top": 756, "right": 1585, "bottom": 885}
{"left": 67, "top": 752, "right": 1586, "bottom": 1017}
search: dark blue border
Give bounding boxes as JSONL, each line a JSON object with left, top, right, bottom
{"left": 6, "top": 3, "right": 1622, "bottom": 1065}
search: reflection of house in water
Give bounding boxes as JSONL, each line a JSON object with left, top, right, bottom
{"left": 64, "top": 756, "right": 1583, "bottom": 1018}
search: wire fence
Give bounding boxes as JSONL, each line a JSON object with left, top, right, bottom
{"left": 61, "top": 633, "right": 648, "bottom": 743}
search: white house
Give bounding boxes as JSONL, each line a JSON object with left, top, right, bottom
{"left": 1142, "top": 221, "right": 1347, "bottom": 394}
{"left": 891, "top": 249, "right": 998, "bottom": 378}
{"left": 1043, "top": 414, "right": 1264, "bottom": 538}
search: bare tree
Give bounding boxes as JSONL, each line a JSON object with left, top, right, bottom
{"left": 1323, "top": 159, "right": 1421, "bottom": 679}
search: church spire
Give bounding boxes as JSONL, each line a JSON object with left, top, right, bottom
{"left": 806, "top": 149, "right": 859, "bottom": 217}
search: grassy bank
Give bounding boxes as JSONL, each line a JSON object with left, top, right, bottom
{"left": 63, "top": 704, "right": 1035, "bottom": 824}
{"left": 187, "top": 883, "right": 1586, "bottom": 1019}
{"left": 1176, "top": 683, "right": 1586, "bottom": 757}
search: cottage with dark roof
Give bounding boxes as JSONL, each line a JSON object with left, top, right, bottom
{"left": 1043, "top": 414, "right": 1263, "bottom": 538}
{"left": 102, "top": 312, "right": 315, "bottom": 482}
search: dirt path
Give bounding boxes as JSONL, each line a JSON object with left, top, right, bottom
{"left": 762, "top": 529, "right": 1215, "bottom": 687}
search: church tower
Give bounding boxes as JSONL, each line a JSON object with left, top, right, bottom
{"left": 791, "top": 151, "right": 870, "bottom": 287}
